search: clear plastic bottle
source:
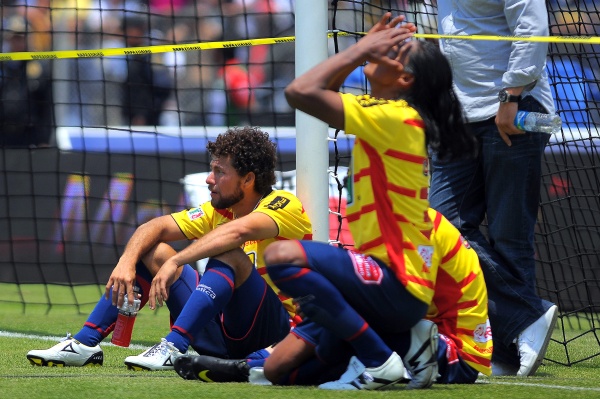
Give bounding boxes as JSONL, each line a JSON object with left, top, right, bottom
{"left": 514, "top": 111, "right": 562, "bottom": 133}
{"left": 111, "top": 286, "right": 141, "bottom": 347}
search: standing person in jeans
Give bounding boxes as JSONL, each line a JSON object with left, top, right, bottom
{"left": 430, "top": 0, "right": 558, "bottom": 377}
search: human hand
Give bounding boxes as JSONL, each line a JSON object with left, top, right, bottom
{"left": 105, "top": 259, "right": 137, "bottom": 308}
{"left": 356, "top": 13, "right": 416, "bottom": 68}
{"left": 495, "top": 102, "right": 524, "bottom": 146}
{"left": 148, "top": 258, "right": 179, "bottom": 310}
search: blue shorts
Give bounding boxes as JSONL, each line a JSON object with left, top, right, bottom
{"left": 299, "top": 240, "right": 428, "bottom": 333}
{"left": 183, "top": 267, "right": 290, "bottom": 359}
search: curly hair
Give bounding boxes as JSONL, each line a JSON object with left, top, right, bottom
{"left": 207, "top": 126, "right": 277, "bottom": 195}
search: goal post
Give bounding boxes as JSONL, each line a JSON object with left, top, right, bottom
{"left": 294, "top": 0, "right": 331, "bottom": 243}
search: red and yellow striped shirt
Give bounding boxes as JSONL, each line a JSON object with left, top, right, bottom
{"left": 342, "top": 93, "right": 436, "bottom": 305}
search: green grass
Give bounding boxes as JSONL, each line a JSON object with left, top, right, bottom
{"left": 1, "top": 287, "right": 600, "bottom": 399}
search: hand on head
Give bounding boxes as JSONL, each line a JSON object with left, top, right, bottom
{"left": 357, "top": 13, "right": 416, "bottom": 70}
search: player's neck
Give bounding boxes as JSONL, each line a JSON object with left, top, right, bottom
{"left": 232, "top": 191, "right": 265, "bottom": 219}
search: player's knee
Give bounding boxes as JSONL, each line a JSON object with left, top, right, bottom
{"left": 263, "top": 356, "right": 283, "bottom": 384}
{"left": 264, "top": 240, "right": 303, "bottom": 266}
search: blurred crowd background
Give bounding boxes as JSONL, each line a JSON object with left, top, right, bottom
{"left": 0, "top": 0, "right": 598, "bottom": 148}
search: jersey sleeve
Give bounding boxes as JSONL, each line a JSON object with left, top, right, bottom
{"left": 253, "top": 191, "right": 312, "bottom": 241}
{"left": 170, "top": 201, "right": 231, "bottom": 240}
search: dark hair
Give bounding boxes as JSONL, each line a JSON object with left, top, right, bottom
{"left": 207, "top": 126, "right": 277, "bottom": 194}
{"left": 404, "top": 41, "right": 477, "bottom": 160}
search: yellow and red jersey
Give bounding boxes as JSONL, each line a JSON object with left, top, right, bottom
{"left": 171, "top": 189, "right": 313, "bottom": 318}
{"left": 341, "top": 93, "right": 436, "bottom": 305}
{"left": 428, "top": 208, "right": 493, "bottom": 376}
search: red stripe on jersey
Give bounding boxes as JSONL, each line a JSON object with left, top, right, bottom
{"left": 461, "top": 351, "right": 492, "bottom": 368}
{"left": 387, "top": 182, "right": 417, "bottom": 198}
{"left": 405, "top": 274, "right": 435, "bottom": 289}
{"left": 419, "top": 187, "right": 428, "bottom": 199}
{"left": 303, "top": 233, "right": 313, "bottom": 240}
{"left": 359, "top": 139, "right": 411, "bottom": 283}
{"left": 346, "top": 203, "right": 376, "bottom": 222}
{"left": 353, "top": 166, "right": 371, "bottom": 181}
{"left": 404, "top": 118, "right": 426, "bottom": 129}
{"left": 384, "top": 148, "right": 427, "bottom": 164}
{"left": 441, "top": 238, "right": 463, "bottom": 264}
{"left": 432, "top": 209, "right": 443, "bottom": 231}
{"left": 357, "top": 235, "right": 384, "bottom": 252}
{"left": 258, "top": 268, "right": 267, "bottom": 275}
{"left": 215, "top": 208, "right": 234, "bottom": 219}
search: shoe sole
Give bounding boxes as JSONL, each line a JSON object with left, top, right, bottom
{"left": 124, "top": 361, "right": 174, "bottom": 371}
{"left": 173, "top": 356, "right": 200, "bottom": 380}
{"left": 27, "top": 354, "right": 103, "bottom": 367}
{"left": 520, "top": 306, "right": 559, "bottom": 377}
{"left": 406, "top": 322, "right": 439, "bottom": 389}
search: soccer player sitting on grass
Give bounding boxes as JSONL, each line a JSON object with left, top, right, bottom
{"left": 27, "top": 127, "right": 312, "bottom": 370}
{"left": 174, "top": 208, "right": 493, "bottom": 387}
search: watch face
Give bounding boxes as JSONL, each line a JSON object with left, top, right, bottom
{"left": 499, "top": 89, "right": 508, "bottom": 102}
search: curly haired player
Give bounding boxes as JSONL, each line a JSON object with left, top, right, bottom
{"left": 27, "top": 127, "right": 312, "bottom": 370}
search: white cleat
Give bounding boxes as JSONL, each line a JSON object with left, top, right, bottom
{"left": 516, "top": 305, "right": 558, "bottom": 376}
{"left": 124, "top": 338, "right": 182, "bottom": 371}
{"left": 319, "top": 352, "right": 405, "bottom": 390}
{"left": 403, "top": 319, "right": 439, "bottom": 389}
{"left": 27, "top": 333, "right": 103, "bottom": 367}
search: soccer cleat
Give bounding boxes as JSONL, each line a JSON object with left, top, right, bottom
{"left": 516, "top": 305, "right": 558, "bottom": 377}
{"left": 403, "top": 319, "right": 439, "bottom": 389}
{"left": 26, "top": 333, "right": 103, "bottom": 367}
{"left": 174, "top": 354, "right": 250, "bottom": 382}
{"left": 124, "top": 338, "right": 182, "bottom": 371}
{"left": 318, "top": 352, "right": 405, "bottom": 390}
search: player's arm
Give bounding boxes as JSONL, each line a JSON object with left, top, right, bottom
{"left": 105, "top": 215, "right": 186, "bottom": 307}
{"left": 284, "top": 13, "right": 414, "bottom": 129}
{"left": 148, "top": 212, "right": 278, "bottom": 308}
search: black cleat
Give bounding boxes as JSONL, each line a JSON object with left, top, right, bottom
{"left": 174, "top": 354, "right": 250, "bottom": 382}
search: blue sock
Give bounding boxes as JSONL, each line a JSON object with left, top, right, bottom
{"left": 246, "top": 348, "right": 271, "bottom": 368}
{"left": 268, "top": 263, "right": 391, "bottom": 367}
{"left": 165, "top": 264, "right": 198, "bottom": 321}
{"left": 166, "top": 259, "right": 235, "bottom": 353}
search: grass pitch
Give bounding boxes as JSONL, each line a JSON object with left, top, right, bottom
{"left": 1, "top": 285, "right": 599, "bottom": 399}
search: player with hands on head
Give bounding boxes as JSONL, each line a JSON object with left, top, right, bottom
{"left": 26, "top": 127, "right": 312, "bottom": 370}
{"left": 256, "top": 12, "right": 477, "bottom": 390}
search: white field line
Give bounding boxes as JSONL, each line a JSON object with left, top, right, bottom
{"left": 476, "top": 378, "right": 600, "bottom": 392}
{"left": 0, "top": 330, "right": 148, "bottom": 350}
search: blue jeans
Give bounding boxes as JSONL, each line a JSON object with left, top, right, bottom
{"left": 429, "top": 96, "right": 554, "bottom": 363}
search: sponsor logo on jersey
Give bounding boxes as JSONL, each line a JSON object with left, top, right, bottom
{"left": 473, "top": 319, "right": 493, "bottom": 343}
{"left": 266, "top": 196, "right": 290, "bottom": 210}
{"left": 349, "top": 251, "right": 383, "bottom": 284}
{"left": 187, "top": 207, "right": 204, "bottom": 221}
{"left": 418, "top": 245, "right": 434, "bottom": 268}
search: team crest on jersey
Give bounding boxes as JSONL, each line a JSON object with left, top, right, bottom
{"left": 348, "top": 251, "right": 383, "bottom": 284}
{"left": 266, "top": 196, "right": 290, "bottom": 210}
{"left": 473, "top": 319, "right": 493, "bottom": 343}
{"left": 356, "top": 94, "right": 390, "bottom": 107}
{"left": 459, "top": 235, "right": 471, "bottom": 249}
{"left": 417, "top": 245, "right": 434, "bottom": 268}
{"left": 187, "top": 207, "right": 204, "bottom": 221}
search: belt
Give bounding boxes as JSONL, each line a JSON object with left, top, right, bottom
{"left": 466, "top": 116, "right": 496, "bottom": 130}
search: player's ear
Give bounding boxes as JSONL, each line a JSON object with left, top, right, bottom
{"left": 243, "top": 172, "right": 255, "bottom": 188}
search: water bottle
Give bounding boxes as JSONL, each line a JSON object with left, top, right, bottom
{"left": 111, "top": 286, "right": 141, "bottom": 347}
{"left": 514, "top": 111, "right": 562, "bottom": 133}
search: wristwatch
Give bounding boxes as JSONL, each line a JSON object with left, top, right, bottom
{"left": 498, "top": 88, "right": 521, "bottom": 103}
